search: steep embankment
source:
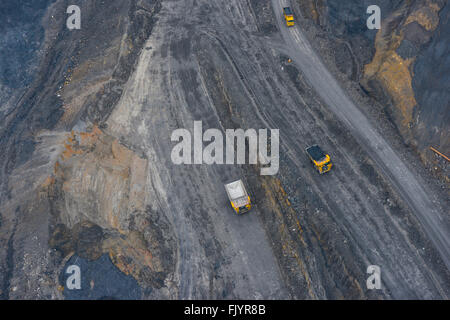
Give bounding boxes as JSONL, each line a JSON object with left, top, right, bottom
{"left": 0, "top": 0, "right": 162, "bottom": 299}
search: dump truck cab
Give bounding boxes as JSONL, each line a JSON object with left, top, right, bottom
{"left": 306, "top": 145, "right": 332, "bottom": 174}
{"left": 225, "top": 180, "right": 251, "bottom": 214}
{"left": 283, "top": 7, "right": 295, "bottom": 27}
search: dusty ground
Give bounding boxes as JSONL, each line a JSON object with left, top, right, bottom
{"left": 0, "top": 0, "right": 449, "bottom": 299}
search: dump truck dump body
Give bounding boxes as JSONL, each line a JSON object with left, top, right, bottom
{"left": 306, "top": 145, "right": 332, "bottom": 174}
{"left": 283, "top": 7, "right": 295, "bottom": 27}
{"left": 225, "top": 180, "right": 251, "bottom": 214}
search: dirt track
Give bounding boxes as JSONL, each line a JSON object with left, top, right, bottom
{"left": 100, "top": 0, "right": 449, "bottom": 299}
{"left": 106, "top": 0, "right": 290, "bottom": 299}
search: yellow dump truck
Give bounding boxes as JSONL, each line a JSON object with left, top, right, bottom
{"left": 225, "top": 180, "right": 251, "bottom": 214}
{"left": 306, "top": 145, "right": 332, "bottom": 174}
{"left": 283, "top": 7, "right": 295, "bottom": 27}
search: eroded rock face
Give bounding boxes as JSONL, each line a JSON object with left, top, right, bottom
{"left": 0, "top": 0, "right": 165, "bottom": 299}
{"left": 50, "top": 126, "right": 147, "bottom": 230}
{"left": 45, "top": 126, "right": 176, "bottom": 290}
{"left": 297, "top": 0, "right": 449, "bottom": 170}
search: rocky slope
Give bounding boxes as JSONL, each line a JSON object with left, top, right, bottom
{"left": 0, "top": 0, "right": 163, "bottom": 299}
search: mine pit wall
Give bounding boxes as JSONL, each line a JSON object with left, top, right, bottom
{"left": 0, "top": 0, "right": 162, "bottom": 299}
{"left": 295, "top": 0, "right": 449, "bottom": 183}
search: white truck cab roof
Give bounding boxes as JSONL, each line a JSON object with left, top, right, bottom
{"left": 225, "top": 180, "right": 250, "bottom": 207}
